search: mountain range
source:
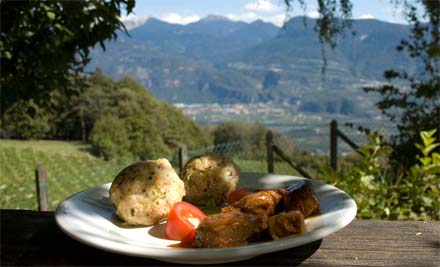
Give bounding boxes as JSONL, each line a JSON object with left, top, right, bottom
{"left": 87, "top": 15, "right": 415, "bottom": 115}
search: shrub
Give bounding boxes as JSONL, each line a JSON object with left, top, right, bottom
{"left": 88, "top": 76, "right": 209, "bottom": 161}
{"left": 1, "top": 99, "right": 51, "bottom": 139}
{"left": 319, "top": 129, "right": 440, "bottom": 220}
{"left": 90, "top": 115, "right": 132, "bottom": 161}
{"left": 211, "top": 121, "right": 269, "bottom": 160}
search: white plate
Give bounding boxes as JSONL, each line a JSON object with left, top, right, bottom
{"left": 55, "top": 172, "right": 357, "bottom": 264}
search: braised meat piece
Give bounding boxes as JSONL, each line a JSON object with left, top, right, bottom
{"left": 220, "top": 204, "right": 241, "bottom": 213}
{"left": 232, "top": 189, "right": 285, "bottom": 216}
{"left": 193, "top": 211, "right": 268, "bottom": 248}
{"left": 267, "top": 211, "right": 306, "bottom": 240}
{"left": 284, "top": 180, "right": 319, "bottom": 218}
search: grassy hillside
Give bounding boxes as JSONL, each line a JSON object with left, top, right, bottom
{"left": 0, "top": 140, "right": 127, "bottom": 210}
{"left": 3, "top": 138, "right": 436, "bottom": 220}
{"left": 0, "top": 139, "right": 93, "bottom": 157}
{"left": 0, "top": 139, "right": 301, "bottom": 211}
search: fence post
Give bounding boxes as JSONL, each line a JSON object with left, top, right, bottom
{"left": 178, "top": 144, "right": 188, "bottom": 171}
{"left": 330, "top": 120, "right": 338, "bottom": 171}
{"left": 35, "top": 165, "right": 49, "bottom": 211}
{"left": 272, "top": 145, "right": 312, "bottom": 179}
{"left": 266, "top": 130, "right": 274, "bottom": 173}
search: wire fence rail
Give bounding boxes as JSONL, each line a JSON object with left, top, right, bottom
{"left": 2, "top": 119, "right": 379, "bottom": 211}
{"left": 0, "top": 147, "right": 127, "bottom": 210}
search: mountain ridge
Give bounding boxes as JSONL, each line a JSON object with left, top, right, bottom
{"left": 88, "top": 15, "right": 414, "bottom": 115}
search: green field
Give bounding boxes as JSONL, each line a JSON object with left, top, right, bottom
{"left": 0, "top": 140, "right": 128, "bottom": 210}
{"left": 0, "top": 140, "right": 301, "bottom": 211}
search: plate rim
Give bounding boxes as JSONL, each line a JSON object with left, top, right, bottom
{"left": 55, "top": 172, "right": 357, "bottom": 263}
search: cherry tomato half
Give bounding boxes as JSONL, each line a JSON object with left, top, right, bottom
{"left": 165, "top": 202, "right": 206, "bottom": 243}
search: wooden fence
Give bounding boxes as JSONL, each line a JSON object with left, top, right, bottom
{"left": 266, "top": 119, "right": 361, "bottom": 176}
{"left": 178, "top": 144, "right": 188, "bottom": 171}
{"left": 329, "top": 120, "right": 361, "bottom": 170}
{"left": 266, "top": 131, "right": 312, "bottom": 178}
{"left": 34, "top": 119, "right": 360, "bottom": 210}
{"left": 35, "top": 165, "right": 49, "bottom": 211}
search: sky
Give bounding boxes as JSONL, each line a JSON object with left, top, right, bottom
{"left": 121, "top": 0, "right": 414, "bottom": 29}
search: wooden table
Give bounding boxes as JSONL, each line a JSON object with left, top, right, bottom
{"left": 1, "top": 209, "right": 439, "bottom": 266}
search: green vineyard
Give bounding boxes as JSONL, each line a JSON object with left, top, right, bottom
{"left": 0, "top": 142, "right": 127, "bottom": 210}
{"left": 0, "top": 140, "right": 301, "bottom": 211}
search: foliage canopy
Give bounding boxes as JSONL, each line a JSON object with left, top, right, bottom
{"left": 0, "top": 0, "right": 135, "bottom": 114}
{"left": 320, "top": 129, "right": 440, "bottom": 220}
{"left": 211, "top": 121, "right": 269, "bottom": 160}
{"left": 285, "top": 0, "right": 440, "bottom": 165}
{"left": 1, "top": 72, "right": 211, "bottom": 161}
{"left": 364, "top": 1, "right": 440, "bottom": 165}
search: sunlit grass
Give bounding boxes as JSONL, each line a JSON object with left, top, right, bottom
{"left": 0, "top": 140, "right": 126, "bottom": 210}
{"left": 0, "top": 139, "right": 93, "bottom": 157}
{"left": 0, "top": 139, "right": 319, "bottom": 211}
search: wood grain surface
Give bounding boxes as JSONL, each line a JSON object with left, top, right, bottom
{"left": 1, "top": 210, "right": 439, "bottom": 266}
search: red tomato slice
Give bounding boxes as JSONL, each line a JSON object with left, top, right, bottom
{"left": 165, "top": 202, "right": 206, "bottom": 243}
{"left": 227, "top": 188, "right": 252, "bottom": 204}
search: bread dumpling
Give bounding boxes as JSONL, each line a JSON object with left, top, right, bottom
{"left": 181, "top": 152, "right": 239, "bottom": 206}
{"left": 109, "top": 158, "right": 185, "bottom": 225}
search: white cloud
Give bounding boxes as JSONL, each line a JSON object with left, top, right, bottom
{"left": 359, "top": 34, "right": 368, "bottom": 41}
{"left": 120, "top": 14, "right": 149, "bottom": 30}
{"left": 226, "top": 12, "right": 284, "bottom": 27}
{"left": 157, "top": 13, "right": 200, "bottom": 25}
{"left": 245, "top": 0, "right": 283, "bottom": 13}
{"left": 227, "top": 12, "right": 258, "bottom": 23}
{"left": 358, "top": 14, "right": 376, "bottom": 20}
{"left": 306, "top": 10, "right": 321, "bottom": 19}
{"left": 121, "top": 13, "right": 201, "bottom": 28}
{"left": 266, "top": 14, "right": 287, "bottom": 27}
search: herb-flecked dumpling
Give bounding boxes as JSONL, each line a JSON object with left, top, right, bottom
{"left": 109, "top": 158, "right": 185, "bottom": 225}
{"left": 181, "top": 152, "right": 239, "bottom": 206}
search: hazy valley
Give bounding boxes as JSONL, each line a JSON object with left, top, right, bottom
{"left": 87, "top": 15, "right": 411, "bottom": 152}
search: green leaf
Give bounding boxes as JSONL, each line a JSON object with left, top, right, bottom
{"left": 424, "top": 143, "right": 440, "bottom": 156}
{"left": 415, "top": 143, "right": 424, "bottom": 152}
{"left": 419, "top": 157, "right": 432, "bottom": 166}
{"left": 422, "top": 197, "right": 433, "bottom": 207}
{"left": 361, "top": 175, "right": 376, "bottom": 190}
{"left": 432, "top": 153, "right": 440, "bottom": 163}
{"left": 424, "top": 165, "right": 440, "bottom": 175}
{"left": 4, "top": 51, "right": 12, "bottom": 59}
{"left": 54, "top": 23, "right": 64, "bottom": 31}
{"left": 47, "top": 11, "right": 56, "bottom": 20}
{"left": 126, "top": 0, "right": 135, "bottom": 14}
{"left": 42, "top": 4, "right": 51, "bottom": 12}
{"left": 384, "top": 207, "right": 390, "bottom": 216}
{"left": 421, "top": 130, "right": 437, "bottom": 146}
